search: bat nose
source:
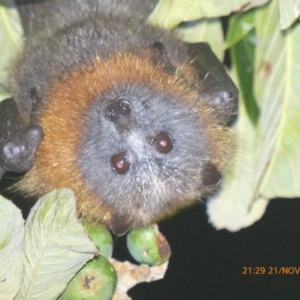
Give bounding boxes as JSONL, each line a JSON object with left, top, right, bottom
{"left": 105, "top": 98, "right": 137, "bottom": 132}
{"left": 105, "top": 98, "right": 131, "bottom": 121}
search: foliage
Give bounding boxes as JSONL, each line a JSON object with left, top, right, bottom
{"left": 0, "top": 189, "right": 98, "bottom": 300}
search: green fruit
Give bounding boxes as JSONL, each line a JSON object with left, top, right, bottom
{"left": 127, "top": 224, "right": 171, "bottom": 266}
{"left": 58, "top": 256, "right": 117, "bottom": 300}
{"left": 83, "top": 222, "right": 113, "bottom": 258}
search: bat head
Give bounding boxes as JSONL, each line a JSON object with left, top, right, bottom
{"left": 17, "top": 51, "right": 231, "bottom": 235}
{"left": 78, "top": 82, "right": 224, "bottom": 234}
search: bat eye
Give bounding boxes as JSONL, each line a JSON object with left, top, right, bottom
{"left": 151, "top": 132, "right": 173, "bottom": 154}
{"left": 105, "top": 98, "right": 131, "bottom": 121}
{"left": 110, "top": 151, "right": 130, "bottom": 174}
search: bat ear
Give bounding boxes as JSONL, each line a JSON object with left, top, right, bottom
{"left": 110, "top": 213, "right": 134, "bottom": 236}
{"left": 0, "top": 97, "right": 43, "bottom": 173}
{"left": 151, "top": 41, "right": 176, "bottom": 73}
{"left": 201, "top": 161, "right": 222, "bottom": 187}
{"left": 187, "top": 43, "right": 239, "bottom": 125}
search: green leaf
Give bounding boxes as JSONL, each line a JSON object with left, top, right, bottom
{"left": 176, "top": 18, "right": 224, "bottom": 61}
{"left": 225, "top": 10, "right": 255, "bottom": 49}
{"left": 15, "top": 189, "right": 98, "bottom": 300}
{"left": 254, "top": 0, "right": 300, "bottom": 198}
{"left": 148, "top": 0, "right": 269, "bottom": 29}
{"left": 279, "top": 0, "right": 300, "bottom": 29}
{"left": 229, "top": 14, "right": 259, "bottom": 125}
{"left": 0, "top": 195, "right": 24, "bottom": 300}
{"left": 0, "top": 0, "right": 23, "bottom": 101}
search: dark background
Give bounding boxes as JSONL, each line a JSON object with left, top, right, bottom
{"left": 116, "top": 198, "right": 300, "bottom": 300}
{"left": 1, "top": 174, "right": 300, "bottom": 300}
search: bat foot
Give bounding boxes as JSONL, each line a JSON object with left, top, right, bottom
{"left": 209, "top": 90, "right": 238, "bottom": 123}
{"left": 210, "top": 90, "right": 235, "bottom": 107}
{"left": 0, "top": 123, "right": 43, "bottom": 173}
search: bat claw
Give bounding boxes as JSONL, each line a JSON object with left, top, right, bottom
{"left": 0, "top": 123, "right": 43, "bottom": 173}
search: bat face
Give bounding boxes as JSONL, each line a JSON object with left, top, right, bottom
{"left": 78, "top": 83, "right": 219, "bottom": 227}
